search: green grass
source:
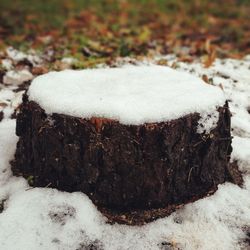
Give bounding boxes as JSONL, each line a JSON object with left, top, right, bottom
{"left": 0, "top": 0, "right": 119, "bottom": 33}
{"left": 1, "top": 0, "right": 249, "bottom": 64}
{"left": 1, "top": 0, "right": 249, "bottom": 35}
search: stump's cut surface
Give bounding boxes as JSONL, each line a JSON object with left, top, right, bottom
{"left": 12, "top": 66, "right": 234, "bottom": 220}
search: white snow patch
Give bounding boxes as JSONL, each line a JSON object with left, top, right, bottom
{"left": 6, "top": 47, "right": 27, "bottom": 62}
{"left": 61, "top": 57, "right": 77, "bottom": 65}
{"left": 0, "top": 89, "right": 15, "bottom": 101}
{"left": 28, "top": 65, "right": 225, "bottom": 125}
{"left": 0, "top": 89, "right": 24, "bottom": 119}
{"left": 2, "top": 106, "right": 14, "bottom": 119}
{"left": 232, "top": 136, "right": 250, "bottom": 175}
{"left": 1, "top": 59, "right": 13, "bottom": 70}
{"left": 197, "top": 110, "right": 219, "bottom": 134}
{"left": 232, "top": 136, "right": 250, "bottom": 164}
{"left": 6, "top": 47, "right": 42, "bottom": 65}
{"left": 3, "top": 70, "right": 33, "bottom": 85}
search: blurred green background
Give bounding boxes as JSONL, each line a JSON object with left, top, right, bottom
{"left": 0, "top": 0, "right": 249, "bottom": 63}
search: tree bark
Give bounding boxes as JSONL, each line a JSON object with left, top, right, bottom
{"left": 13, "top": 94, "right": 233, "bottom": 215}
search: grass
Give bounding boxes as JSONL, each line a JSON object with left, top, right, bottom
{"left": 0, "top": 0, "right": 250, "bottom": 66}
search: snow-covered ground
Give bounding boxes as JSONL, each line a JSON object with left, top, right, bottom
{"left": 0, "top": 49, "right": 250, "bottom": 250}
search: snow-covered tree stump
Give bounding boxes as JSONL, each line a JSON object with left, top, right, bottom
{"left": 12, "top": 66, "right": 234, "bottom": 223}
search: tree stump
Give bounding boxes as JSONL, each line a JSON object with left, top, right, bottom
{"left": 12, "top": 66, "right": 234, "bottom": 223}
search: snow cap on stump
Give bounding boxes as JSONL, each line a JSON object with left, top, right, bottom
{"left": 28, "top": 65, "right": 225, "bottom": 125}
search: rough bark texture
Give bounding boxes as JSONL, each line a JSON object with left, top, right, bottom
{"left": 0, "top": 111, "right": 3, "bottom": 122}
{"left": 13, "top": 94, "right": 233, "bottom": 214}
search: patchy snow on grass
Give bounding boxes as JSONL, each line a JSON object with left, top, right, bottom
{"left": 61, "top": 57, "right": 77, "bottom": 65}
{"left": 0, "top": 55, "right": 250, "bottom": 250}
{"left": 0, "top": 90, "right": 24, "bottom": 119}
{"left": 1, "top": 59, "right": 13, "bottom": 70}
{"left": 6, "top": 47, "right": 42, "bottom": 66}
{"left": 3, "top": 69, "right": 33, "bottom": 85}
{"left": 28, "top": 65, "right": 225, "bottom": 125}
